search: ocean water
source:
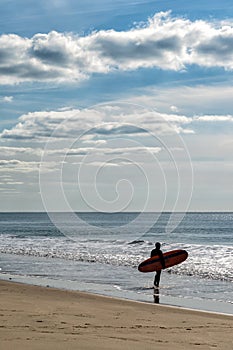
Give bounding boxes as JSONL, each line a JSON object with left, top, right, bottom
{"left": 0, "top": 212, "right": 232, "bottom": 314}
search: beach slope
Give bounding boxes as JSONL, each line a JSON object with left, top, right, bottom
{"left": 0, "top": 280, "right": 232, "bottom": 350}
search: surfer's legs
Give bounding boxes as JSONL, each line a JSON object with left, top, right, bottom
{"left": 154, "top": 270, "right": 161, "bottom": 287}
{"left": 153, "top": 287, "right": 160, "bottom": 304}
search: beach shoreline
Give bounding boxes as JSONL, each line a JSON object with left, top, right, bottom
{"left": 0, "top": 280, "right": 232, "bottom": 350}
{"left": 1, "top": 266, "right": 233, "bottom": 316}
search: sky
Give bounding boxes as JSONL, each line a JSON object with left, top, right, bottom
{"left": 0, "top": 0, "right": 233, "bottom": 212}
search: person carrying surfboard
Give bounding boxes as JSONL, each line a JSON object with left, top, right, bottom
{"left": 150, "top": 242, "right": 165, "bottom": 287}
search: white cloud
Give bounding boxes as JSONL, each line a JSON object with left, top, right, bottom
{"left": 0, "top": 108, "right": 99, "bottom": 140}
{"left": 2, "top": 96, "right": 13, "bottom": 103}
{"left": 0, "top": 159, "right": 40, "bottom": 172}
{"left": 0, "top": 102, "right": 232, "bottom": 189}
{"left": 0, "top": 105, "right": 193, "bottom": 141}
{"left": 170, "top": 105, "right": 179, "bottom": 113}
{"left": 0, "top": 158, "right": 59, "bottom": 176}
{"left": 194, "top": 115, "right": 233, "bottom": 122}
{"left": 130, "top": 85, "right": 233, "bottom": 116}
{"left": 0, "top": 146, "right": 42, "bottom": 157}
{"left": 0, "top": 181, "right": 24, "bottom": 185}
{"left": 2, "top": 101, "right": 233, "bottom": 146}
{"left": 1, "top": 12, "right": 233, "bottom": 85}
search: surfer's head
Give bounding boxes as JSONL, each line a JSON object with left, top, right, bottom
{"left": 155, "top": 242, "right": 161, "bottom": 249}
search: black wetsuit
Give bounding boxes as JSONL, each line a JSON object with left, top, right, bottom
{"left": 150, "top": 248, "right": 165, "bottom": 287}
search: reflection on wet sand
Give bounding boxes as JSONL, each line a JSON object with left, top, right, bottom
{"left": 153, "top": 287, "right": 159, "bottom": 304}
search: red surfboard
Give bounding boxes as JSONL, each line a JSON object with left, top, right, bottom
{"left": 138, "top": 249, "right": 188, "bottom": 273}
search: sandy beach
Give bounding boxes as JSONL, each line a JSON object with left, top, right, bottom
{"left": 0, "top": 280, "right": 232, "bottom": 349}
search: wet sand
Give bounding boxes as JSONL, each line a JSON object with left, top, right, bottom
{"left": 0, "top": 280, "right": 232, "bottom": 349}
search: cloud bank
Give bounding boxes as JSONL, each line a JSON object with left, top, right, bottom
{"left": 0, "top": 106, "right": 193, "bottom": 141}
{"left": 1, "top": 12, "right": 233, "bottom": 85}
{"left": 1, "top": 103, "right": 233, "bottom": 144}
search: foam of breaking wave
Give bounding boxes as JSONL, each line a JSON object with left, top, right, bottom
{"left": 0, "top": 234, "right": 232, "bottom": 282}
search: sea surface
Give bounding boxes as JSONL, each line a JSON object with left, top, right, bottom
{"left": 0, "top": 212, "right": 232, "bottom": 315}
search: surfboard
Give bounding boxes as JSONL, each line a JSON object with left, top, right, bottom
{"left": 138, "top": 249, "right": 188, "bottom": 273}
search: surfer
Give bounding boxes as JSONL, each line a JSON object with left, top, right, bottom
{"left": 150, "top": 242, "right": 165, "bottom": 287}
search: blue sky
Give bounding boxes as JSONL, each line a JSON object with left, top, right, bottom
{"left": 0, "top": 0, "right": 233, "bottom": 211}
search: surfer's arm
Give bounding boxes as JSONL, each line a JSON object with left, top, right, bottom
{"left": 159, "top": 251, "right": 166, "bottom": 269}
{"left": 150, "top": 249, "right": 156, "bottom": 258}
